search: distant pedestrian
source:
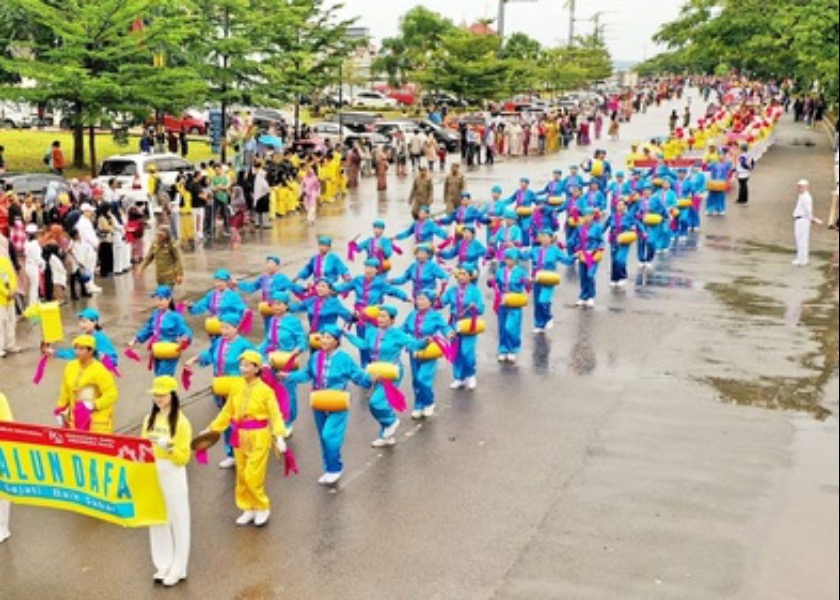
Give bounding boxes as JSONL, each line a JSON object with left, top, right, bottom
{"left": 138, "top": 226, "right": 184, "bottom": 286}
{"left": 301, "top": 164, "right": 320, "bottom": 225}
{"left": 179, "top": 127, "right": 189, "bottom": 157}
{"left": 735, "top": 144, "right": 755, "bottom": 205}
{"left": 45, "top": 141, "right": 66, "bottom": 175}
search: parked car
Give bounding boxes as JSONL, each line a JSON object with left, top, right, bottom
{"left": 352, "top": 91, "right": 399, "bottom": 109}
{"left": 372, "top": 84, "right": 417, "bottom": 106}
{"left": 0, "top": 173, "right": 69, "bottom": 200}
{"left": 325, "top": 111, "right": 384, "bottom": 131}
{"left": 421, "top": 93, "right": 468, "bottom": 108}
{"left": 374, "top": 119, "right": 460, "bottom": 152}
{"left": 0, "top": 105, "right": 33, "bottom": 129}
{"left": 150, "top": 114, "right": 207, "bottom": 135}
{"left": 310, "top": 122, "right": 389, "bottom": 147}
{"left": 95, "top": 153, "right": 194, "bottom": 206}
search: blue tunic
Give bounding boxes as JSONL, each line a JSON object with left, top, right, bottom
{"left": 389, "top": 260, "right": 449, "bottom": 297}
{"left": 295, "top": 252, "right": 350, "bottom": 284}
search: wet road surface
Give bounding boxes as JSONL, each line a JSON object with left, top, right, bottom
{"left": 1, "top": 93, "right": 838, "bottom": 600}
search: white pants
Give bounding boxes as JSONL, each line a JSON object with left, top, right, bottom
{"left": 0, "top": 498, "right": 9, "bottom": 539}
{"left": 149, "top": 459, "right": 190, "bottom": 579}
{"left": 794, "top": 218, "right": 810, "bottom": 264}
{"left": 193, "top": 208, "right": 205, "bottom": 240}
{"left": 0, "top": 303, "right": 17, "bottom": 351}
{"left": 25, "top": 265, "right": 40, "bottom": 307}
{"left": 113, "top": 236, "right": 130, "bottom": 273}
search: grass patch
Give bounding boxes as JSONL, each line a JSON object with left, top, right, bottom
{"left": 0, "top": 129, "right": 217, "bottom": 177}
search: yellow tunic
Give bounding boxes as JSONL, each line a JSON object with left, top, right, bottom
{"left": 0, "top": 257, "right": 18, "bottom": 307}
{"left": 142, "top": 411, "right": 193, "bottom": 467}
{"left": 56, "top": 359, "right": 119, "bottom": 433}
{"left": 209, "top": 378, "right": 285, "bottom": 510}
{"left": 0, "top": 392, "right": 12, "bottom": 421}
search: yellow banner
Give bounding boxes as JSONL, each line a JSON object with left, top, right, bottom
{"left": 0, "top": 421, "right": 167, "bottom": 527}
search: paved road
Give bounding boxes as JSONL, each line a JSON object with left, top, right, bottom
{"left": 1, "top": 94, "right": 837, "bottom": 600}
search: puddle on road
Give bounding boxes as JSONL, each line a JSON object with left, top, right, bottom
{"left": 703, "top": 265, "right": 839, "bottom": 420}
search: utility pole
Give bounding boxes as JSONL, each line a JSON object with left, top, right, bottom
{"left": 567, "top": 0, "right": 576, "bottom": 47}
{"left": 497, "top": 0, "right": 507, "bottom": 39}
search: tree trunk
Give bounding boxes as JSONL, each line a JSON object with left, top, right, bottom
{"left": 220, "top": 98, "right": 227, "bottom": 164}
{"left": 72, "top": 102, "right": 85, "bottom": 169}
{"left": 88, "top": 125, "right": 98, "bottom": 178}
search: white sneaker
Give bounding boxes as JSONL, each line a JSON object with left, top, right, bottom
{"left": 235, "top": 511, "right": 255, "bottom": 526}
{"left": 617, "top": 279, "right": 627, "bottom": 287}
{"left": 576, "top": 299, "right": 585, "bottom": 307}
{"left": 317, "top": 473, "right": 329, "bottom": 484}
{"left": 382, "top": 419, "right": 400, "bottom": 439}
{"left": 152, "top": 571, "right": 166, "bottom": 582}
{"left": 371, "top": 437, "right": 396, "bottom": 447}
{"left": 450, "top": 379, "right": 465, "bottom": 389}
{"left": 791, "top": 259, "right": 803, "bottom": 266}
{"left": 585, "top": 299, "right": 595, "bottom": 308}
{"left": 284, "top": 425, "right": 293, "bottom": 438}
{"left": 411, "top": 409, "right": 423, "bottom": 420}
{"left": 321, "top": 471, "right": 342, "bottom": 485}
{"left": 218, "top": 456, "right": 236, "bottom": 469}
{"left": 497, "top": 354, "right": 508, "bottom": 362}
{"left": 162, "top": 574, "right": 185, "bottom": 587}
{"left": 609, "top": 281, "right": 617, "bottom": 288}
{"left": 422, "top": 405, "right": 435, "bottom": 417}
{"left": 532, "top": 327, "right": 544, "bottom": 334}
{"left": 546, "top": 319, "right": 554, "bottom": 329}
{"left": 507, "top": 353, "right": 517, "bottom": 362}
{"left": 466, "top": 376, "right": 477, "bottom": 390}
{"left": 254, "top": 510, "right": 271, "bottom": 526}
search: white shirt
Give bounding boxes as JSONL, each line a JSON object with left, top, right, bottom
{"left": 793, "top": 191, "right": 813, "bottom": 220}
{"left": 736, "top": 154, "right": 754, "bottom": 179}
{"left": 76, "top": 214, "right": 100, "bottom": 250}
{"left": 24, "top": 239, "right": 45, "bottom": 270}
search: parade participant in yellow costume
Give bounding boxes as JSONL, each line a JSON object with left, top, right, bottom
{"left": 55, "top": 334, "right": 119, "bottom": 433}
{"left": 205, "top": 350, "right": 286, "bottom": 527}
{"left": 0, "top": 391, "right": 12, "bottom": 542}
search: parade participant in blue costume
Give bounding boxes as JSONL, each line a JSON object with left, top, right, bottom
{"left": 481, "top": 185, "right": 508, "bottom": 250}
{"left": 654, "top": 178, "right": 679, "bottom": 252}
{"left": 281, "top": 324, "right": 373, "bottom": 485}
{"left": 334, "top": 258, "right": 409, "bottom": 365}
{"left": 187, "top": 268, "right": 248, "bottom": 327}
{"left": 503, "top": 177, "right": 537, "bottom": 246}
{"left": 528, "top": 229, "right": 573, "bottom": 333}
{"left": 258, "top": 290, "right": 308, "bottom": 430}
{"left": 345, "top": 304, "right": 426, "bottom": 446}
{"left": 632, "top": 184, "right": 667, "bottom": 269}
{"left": 128, "top": 286, "right": 192, "bottom": 376}
{"left": 185, "top": 313, "right": 256, "bottom": 468}
{"left": 294, "top": 235, "right": 351, "bottom": 288}
{"left": 289, "top": 278, "right": 354, "bottom": 333}
{"left": 687, "top": 162, "right": 706, "bottom": 231}
{"left": 607, "top": 171, "right": 627, "bottom": 212}
{"left": 400, "top": 288, "right": 453, "bottom": 419}
{"left": 672, "top": 168, "right": 695, "bottom": 237}
{"left": 439, "top": 263, "right": 485, "bottom": 390}
{"left": 705, "top": 153, "right": 732, "bottom": 216}
{"left": 238, "top": 255, "right": 296, "bottom": 303}
{"left": 562, "top": 184, "right": 591, "bottom": 246}
{"left": 538, "top": 169, "right": 565, "bottom": 199}
{"left": 567, "top": 210, "right": 606, "bottom": 308}
{"left": 438, "top": 192, "right": 484, "bottom": 228}
{"left": 622, "top": 168, "right": 646, "bottom": 199}
{"left": 50, "top": 307, "right": 119, "bottom": 368}
{"left": 488, "top": 247, "right": 529, "bottom": 362}
{"left": 388, "top": 243, "right": 449, "bottom": 298}
{"left": 584, "top": 178, "right": 608, "bottom": 212}
{"left": 652, "top": 154, "right": 677, "bottom": 186}
{"left": 490, "top": 209, "right": 524, "bottom": 261}
{"left": 582, "top": 149, "right": 612, "bottom": 191}
{"left": 605, "top": 200, "right": 637, "bottom": 287}
{"left": 394, "top": 205, "right": 448, "bottom": 245}
{"left": 438, "top": 224, "right": 487, "bottom": 267}
{"left": 563, "top": 164, "right": 585, "bottom": 195}
{"left": 352, "top": 220, "right": 395, "bottom": 272}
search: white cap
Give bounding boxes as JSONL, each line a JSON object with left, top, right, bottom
{"left": 80, "top": 203, "right": 94, "bottom": 212}
{"left": 25, "top": 223, "right": 38, "bottom": 234}
{"left": 797, "top": 179, "right": 809, "bottom": 186}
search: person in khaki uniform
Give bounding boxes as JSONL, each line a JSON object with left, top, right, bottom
{"left": 138, "top": 226, "right": 184, "bottom": 287}
{"left": 55, "top": 334, "right": 119, "bottom": 433}
{"left": 443, "top": 163, "right": 466, "bottom": 213}
{"left": 408, "top": 165, "right": 434, "bottom": 219}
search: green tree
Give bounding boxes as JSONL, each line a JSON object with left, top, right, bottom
{"left": 0, "top": 0, "right": 204, "bottom": 173}
{"left": 426, "top": 29, "right": 507, "bottom": 103}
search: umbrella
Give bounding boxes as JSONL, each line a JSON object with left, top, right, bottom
{"left": 258, "top": 134, "right": 283, "bottom": 148}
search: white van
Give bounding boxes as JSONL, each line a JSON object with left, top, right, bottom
{"left": 95, "top": 153, "right": 194, "bottom": 205}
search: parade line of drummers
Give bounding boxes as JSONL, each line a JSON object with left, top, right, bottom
{"left": 0, "top": 96, "right": 778, "bottom": 588}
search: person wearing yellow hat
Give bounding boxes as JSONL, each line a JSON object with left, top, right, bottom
{"left": 55, "top": 335, "right": 119, "bottom": 433}
{"left": 0, "top": 391, "right": 13, "bottom": 542}
{"left": 203, "top": 350, "right": 286, "bottom": 526}
{"left": 141, "top": 376, "right": 192, "bottom": 587}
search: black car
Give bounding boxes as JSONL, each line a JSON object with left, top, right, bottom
{"left": 0, "top": 173, "right": 69, "bottom": 200}
{"left": 421, "top": 93, "right": 468, "bottom": 108}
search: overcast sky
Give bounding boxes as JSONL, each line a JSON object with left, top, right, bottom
{"left": 336, "top": 0, "right": 684, "bottom": 63}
